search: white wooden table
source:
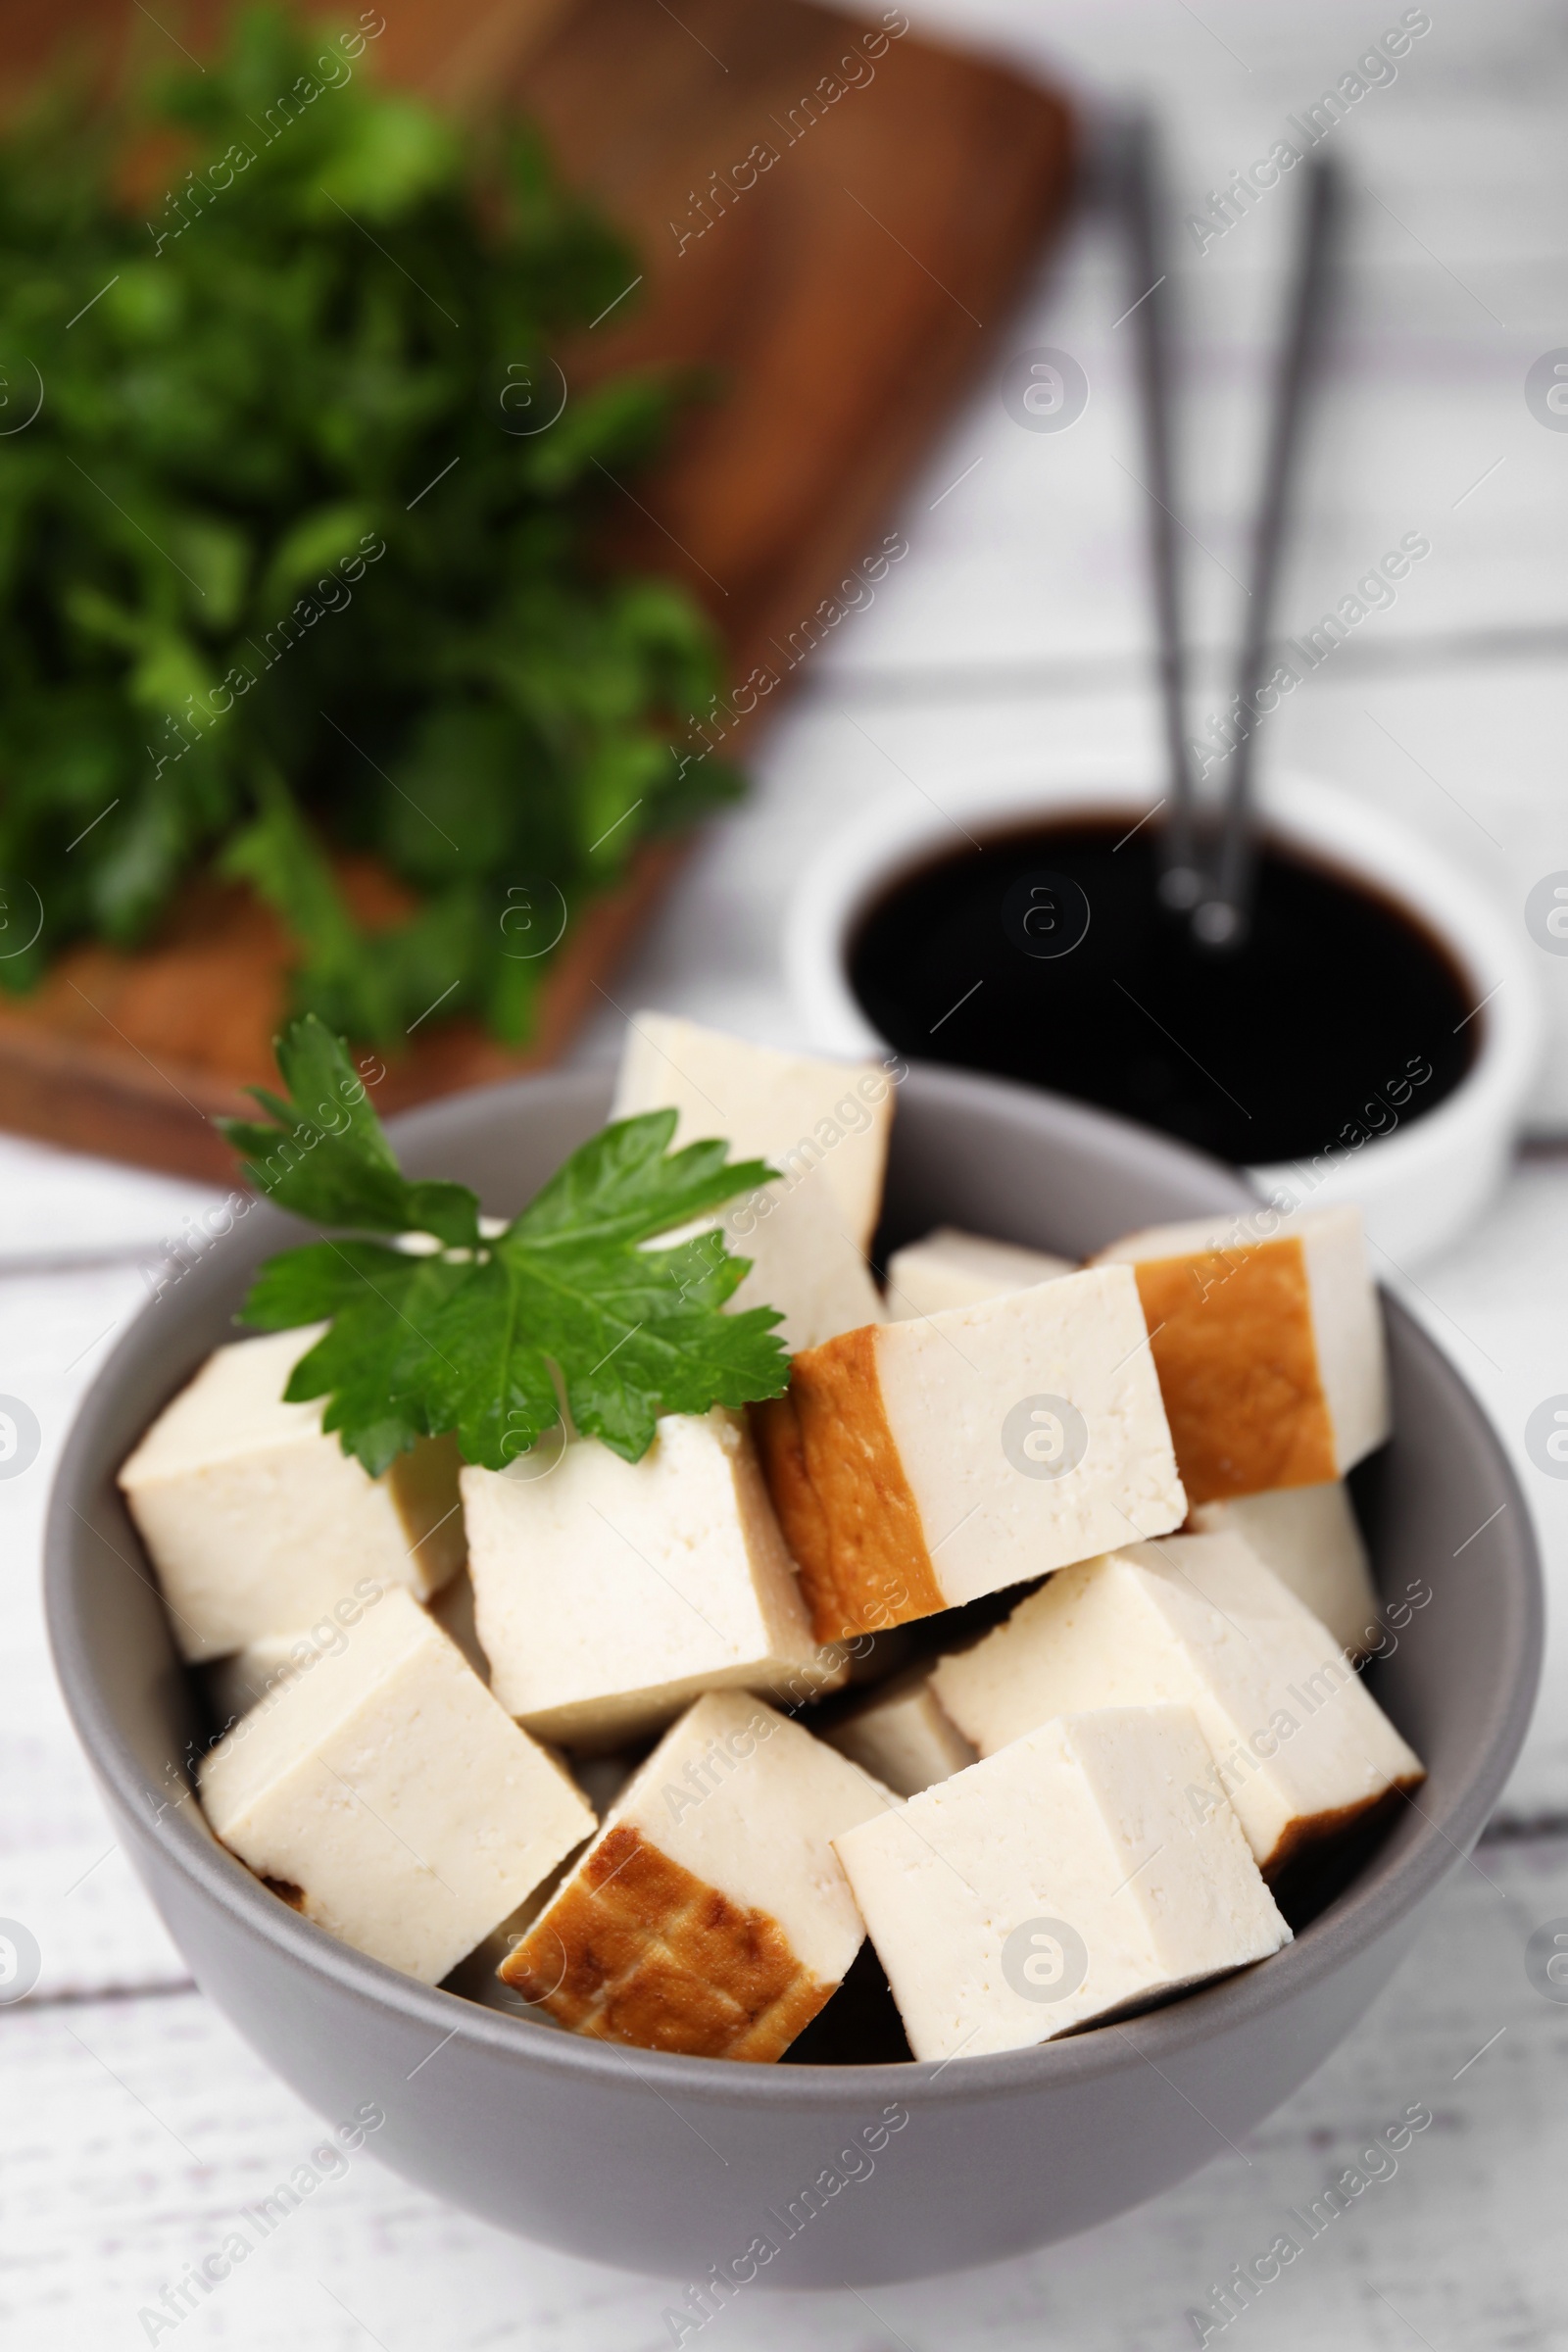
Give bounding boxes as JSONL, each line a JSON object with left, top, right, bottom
{"left": 3, "top": 1, "right": 1566, "bottom": 2341}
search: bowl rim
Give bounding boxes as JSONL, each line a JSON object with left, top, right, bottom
{"left": 781, "top": 762, "right": 1543, "bottom": 1180}
{"left": 44, "top": 1060, "right": 1544, "bottom": 2111}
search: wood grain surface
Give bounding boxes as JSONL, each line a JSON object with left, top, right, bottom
{"left": 0, "top": 842, "right": 687, "bottom": 1184}
{"left": 0, "top": 0, "right": 1074, "bottom": 1177}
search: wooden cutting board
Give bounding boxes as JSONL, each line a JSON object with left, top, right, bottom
{"left": 0, "top": 0, "right": 1074, "bottom": 1183}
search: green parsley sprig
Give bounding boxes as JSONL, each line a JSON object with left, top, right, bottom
{"left": 0, "top": 7, "right": 740, "bottom": 1048}
{"left": 223, "top": 1016, "right": 789, "bottom": 1473}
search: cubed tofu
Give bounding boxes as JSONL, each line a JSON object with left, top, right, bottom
{"left": 119, "top": 1326, "right": 466, "bottom": 1662}
{"left": 462, "top": 1407, "right": 845, "bottom": 1750}
{"left": 662, "top": 1164, "right": 884, "bottom": 1353}
{"left": 612, "top": 1011, "right": 894, "bottom": 1252}
{"left": 1191, "top": 1483, "right": 1380, "bottom": 1658}
{"left": 442, "top": 1750, "right": 635, "bottom": 2012}
{"left": 885, "top": 1227, "right": 1075, "bottom": 1321}
{"left": 198, "top": 1588, "right": 595, "bottom": 1984}
{"left": 439, "top": 1875, "right": 576, "bottom": 2015}
{"left": 205, "top": 1620, "right": 359, "bottom": 1728}
{"left": 1093, "top": 1205, "right": 1389, "bottom": 1503}
{"left": 833, "top": 1705, "right": 1292, "bottom": 2062}
{"left": 823, "top": 1669, "right": 977, "bottom": 1797}
{"left": 931, "top": 1532, "right": 1423, "bottom": 1878}
{"left": 498, "top": 1691, "right": 891, "bottom": 2059}
{"left": 753, "top": 1265, "right": 1186, "bottom": 1642}
{"left": 205, "top": 1571, "right": 487, "bottom": 1728}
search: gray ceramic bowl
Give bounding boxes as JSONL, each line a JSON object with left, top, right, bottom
{"left": 47, "top": 1064, "right": 1541, "bottom": 2287}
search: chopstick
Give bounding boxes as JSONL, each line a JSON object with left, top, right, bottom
{"left": 1195, "top": 155, "right": 1342, "bottom": 949}
{"left": 1122, "top": 115, "right": 1202, "bottom": 911}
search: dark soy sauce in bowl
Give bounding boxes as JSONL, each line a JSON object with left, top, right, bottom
{"left": 849, "top": 817, "right": 1478, "bottom": 1166}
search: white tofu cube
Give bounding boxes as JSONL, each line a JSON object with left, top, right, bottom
{"left": 1093, "top": 1205, "right": 1389, "bottom": 1503}
{"left": 661, "top": 1164, "right": 884, "bottom": 1353}
{"left": 1192, "top": 1482, "right": 1380, "bottom": 1658}
{"left": 612, "top": 1010, "right": 894, "bottom": 1251}
{"left": 205, "top": 1570, "right": 489, "bottom": 1730}
{"left": 499, "top": 1690, "right": 892, "bottom": 2058}
{"left": 462, "top": 1407, "right": 844, "bottom": 1749}
{"left": 205, "top": 1622, "right": 354, "bottom": 1728}
{"left": 885, "top": 1227, "right": 1074, "bottom": 1321}
{"left": 833, "top": 1705, "right": 1292, "bottom": 2063}
{"left": 932, "top": 1532, "right": 1424, "bottom": 1877}
{"left": 119, "top": 1326, "right": 466, "bottom": 1662}
{"left": 753, "top": 1264, "right": 1186, "bottom": 1641}
{"left": 198, "top": 1589, "right": 595, "bottom": 1984}
{"left": 823, "top": 1669, "right": 977, "bottom": 1797}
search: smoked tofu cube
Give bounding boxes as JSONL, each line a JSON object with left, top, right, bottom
{"left": 1093, "top": 1205, "right": 1389, "bottom": 1504}
{"left": 753, "top": 1264, "right": 1186, "bottom": 1642}
{"left": 498, "top": 1691, "right": 891, "bottom": 2059}
{"left": 119, "top": 1326, "right": 465, "bottom": 1662}
{"left": 1191, "top": 1482, "right": 1380, "bottom": 1658}
{"left": 823, "top": 1669, "right": 977, "bottom": 1797}
{"left": 462, "top": 1408, "right": 845, "bottom": 1750}
{"left": 885, "top": 1227, "right": 1074, "bottom": 1321}
{"left": 612, "top": 1010, "right": 894, "bottom": 1252}
{"left": 833, "top": 1705, "right": 1292, "bottom": 2063}
{"left": 931, "top": 1532, "right": 1424, "bottom": 1879}
{"left": 663, "top": 1164, "right": 884, "bottom": 1353}
{"left": 198, "top": 1588, "right": 595, "bottom": 1984}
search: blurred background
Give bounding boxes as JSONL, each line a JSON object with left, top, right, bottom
{"left": 3, "top": 1, "right": 1566, "bottom": 2344}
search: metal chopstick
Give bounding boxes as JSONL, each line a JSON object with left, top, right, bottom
{"left": 1122, "top": 114, "right": 1202, "bottom": 911}
{"left": 1195, "top": 154, "right": 1342, "bottom": 949}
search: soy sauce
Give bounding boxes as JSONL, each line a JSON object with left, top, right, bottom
{"left": 849, "top": 818, "right": 1476, "bottom": 1166}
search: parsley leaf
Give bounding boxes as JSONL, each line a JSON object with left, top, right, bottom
{"left": 0, "top": 10, "right": 742, "bottom": 1044}
{"left": 224, "top": 1015, "right": 788, "bottom": 1473}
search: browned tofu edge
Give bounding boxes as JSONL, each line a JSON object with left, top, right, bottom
{"left": 497, "top": 1822, "right": 837, "bottom": 2063}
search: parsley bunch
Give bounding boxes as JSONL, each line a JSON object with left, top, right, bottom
{"left": 225, "top": 1016, "right": 790, "bottom": 1471}
{"left": 0, "top": 6, "right": 737, "bottom": 1045}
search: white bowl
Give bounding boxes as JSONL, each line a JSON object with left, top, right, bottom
{"left": 784, "top": 761, "right": 1542, "bottom": 1268}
